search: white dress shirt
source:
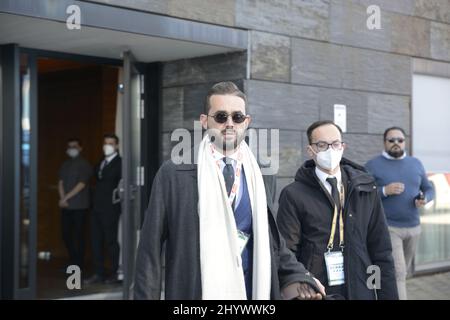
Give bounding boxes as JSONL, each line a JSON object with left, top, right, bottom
{"left": 105, "top": 152, "right": 118, "bottom": 163}
{"left": 101, "top": 152, "right": 118, "bottom": 168}
{"left": 214, "top": 149, "right": 244, "bottom": 209}
{"left": 315, "top": 166, "right": 343, "bottom": 199}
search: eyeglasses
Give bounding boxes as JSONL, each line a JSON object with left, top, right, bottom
{"left": 386, "top": 138, "right": 405, "bottom": 143}
{"left": 207, "top": 111, "right": 248, "bottom": 124}
{"left": 310, "top": 141, "right": 345, "bottom": 152}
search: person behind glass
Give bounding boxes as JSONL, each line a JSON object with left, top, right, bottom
{"left": 85, "top": 133, "right": 122, "bottom": 285}
{"left": 58, "top": 138, "right": 93, "bottom": 270}
{"left": 365, "top": 127, "right": 434, "bottom": 300}
{"left": 277, "top": 120, "right": 398, "bottom": 300}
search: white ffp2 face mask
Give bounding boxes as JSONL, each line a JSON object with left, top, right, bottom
{"left": 103, "top": 144, "right": 115, "bottom": 156}
{"left": 66, "top": 148, "right": 79, "bottom": 158}
{"left": 315, "top": 148, "right": 343, "bottom": 171}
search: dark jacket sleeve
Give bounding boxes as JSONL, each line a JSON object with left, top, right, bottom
{"left": 277, "top": 187, "right": 302, "bottom": 257}
{"left": 272, "top": 187, "right": 319, "bottom": 293}
{"left": 133, "top": 167, "right": 168, "bottom": 300}
{"left": 276, "top": 230, "right": 320, "bottom": 293}
{"left": 366, "top": 190, "right": 399, "bottom": 300}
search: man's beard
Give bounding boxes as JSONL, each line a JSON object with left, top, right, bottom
{"left": 208, "top": 128, "right": 246, "bottom": 153}
{"left": 387, "top": 145, "right": 405, "bottom": 158}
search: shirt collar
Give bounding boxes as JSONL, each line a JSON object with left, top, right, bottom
{"left": 105, "top": 152, "right": 118, "bottom": 163}
{"left": 382, "top": 150, "right": 407, "bottom": 160}
{"left": 210, "top": 144, "right": 240, "bottom": 164}
{"left": 315, "top": 166, "right": 342, "bottom": 187}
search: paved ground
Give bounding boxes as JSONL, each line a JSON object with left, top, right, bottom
{"left": 407, "top": 271, "right": 450, "bottom": 300}
{"left": 59, "top": 270, "right": 450, "bottom": 300}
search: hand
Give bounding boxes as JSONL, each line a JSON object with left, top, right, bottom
{"left": 415, "top": 199, "right": 426, "bottom": 208}
{"left": 384, "top": 183, "right": 405, "bottom": 196}
{"left": 296, "top": 282, "right": 323, "bottom": 300}
{"left": 59, "top": 199, "right": 69, "bottom": 208}
{"left": 313, "top": 277, "right": 326, "bottom": 296}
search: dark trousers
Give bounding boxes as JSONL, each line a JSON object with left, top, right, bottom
{"left": 91, "top": 210, "right": 121, "bottom": 278}
{"left": 61, "top": 209, "right": 87, "bottom": 269}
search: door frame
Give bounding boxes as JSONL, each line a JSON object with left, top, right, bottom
{"left": 1, "top": 46, "right": 159, "bottom": 299}
{"left": 1, "top": 43, "right": 23, "bottom": 299}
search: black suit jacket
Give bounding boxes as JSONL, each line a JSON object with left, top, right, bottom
{"left": 93, "top": 155, "right": 122, "bottom": 215}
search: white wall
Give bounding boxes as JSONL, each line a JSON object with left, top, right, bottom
{"left": 412, "top": 74, "right": 450, "bottom": 173}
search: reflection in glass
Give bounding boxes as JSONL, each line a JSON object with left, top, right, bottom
{"left": 19, "top": 53, "right": 31, "bottom": 288}
{"left": 416, "top": 172, "right": 450, "bottom": 266}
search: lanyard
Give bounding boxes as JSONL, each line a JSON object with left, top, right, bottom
{"left": 208, "top": 141, "right": 243, "bottom": 207}
{"left": 327, "top": 184, "right": 345, "bottom": 252}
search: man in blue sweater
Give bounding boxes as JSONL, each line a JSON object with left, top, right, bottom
{"left": 365, "top": 126, "right": 434, "bottom": 300}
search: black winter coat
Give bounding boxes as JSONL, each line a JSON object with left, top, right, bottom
{"left": 277, "top": 158, "right": 398, "bottom": 300}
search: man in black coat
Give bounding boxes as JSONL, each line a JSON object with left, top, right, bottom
{"left": 134, "top": 82, "right": 325, "bottom": 300}
{"left": 277, "top": 120, "right": 398, "bottom": 300}
{"left": 85, "top": 133, "right": 122, "bottom": 285}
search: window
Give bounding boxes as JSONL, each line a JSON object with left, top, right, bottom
{"left": 413, "top": 73, "right": 450, "bottom": 269}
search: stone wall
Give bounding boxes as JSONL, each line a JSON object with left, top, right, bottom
{"left": 160, "top": 51, "right": 247, "bottom": 161}
{"left": 89, "top": 0, "right": 450, "bottom": 201}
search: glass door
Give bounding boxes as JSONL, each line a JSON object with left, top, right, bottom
{"left": 0, "top": 45, "right": 37, "bottom": 299}
{"left": 121, "top": 51, "right": 143, "bottom": 299}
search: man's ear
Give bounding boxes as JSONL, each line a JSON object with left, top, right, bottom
{"left": 306, "top": 145, "right": 314, "bottom": 158}
{"left": 246, "top": 115, "right": 252, "bottom": 127}
{"left": 200, "top": 114, "right": 208, "bottom": 130}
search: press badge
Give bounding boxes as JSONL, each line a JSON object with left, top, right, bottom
{"left": 324, "top": 251, "right": 345, "bottom": 286}
{"left": 237, "top": 230, "right": 250, "bottom": 255}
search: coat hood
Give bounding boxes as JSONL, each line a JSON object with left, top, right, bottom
{"left": 295, "top": 157, "right": 375, "bottom": 189}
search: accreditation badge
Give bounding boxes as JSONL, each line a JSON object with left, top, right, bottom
{"left": 237, "top": 230, "right": 250, "bottom": 255}
{"left": 324, "top": 251, "right": 345, "bottom": 286}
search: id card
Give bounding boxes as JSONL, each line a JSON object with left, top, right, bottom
{"left": 237, "top": 230, "right": 250, "bottom": 255}
{"left": 324, "top": 251, "right": 345, "bottom": 286}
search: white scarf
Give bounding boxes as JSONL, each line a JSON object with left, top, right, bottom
{"left": 197, "top": 135, "right": 271, "bottom": 300}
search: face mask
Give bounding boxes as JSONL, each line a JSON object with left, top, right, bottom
{"left": 66, "top": 148, "right": 79, "bottom": 158}
{"left": 315, "top": 148, "right": 343, "bottom": 171}
{"left": 103, "top": 144, "right": 115, "bottom": 156}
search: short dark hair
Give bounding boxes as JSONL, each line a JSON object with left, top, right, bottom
{"left": 103, "top": 133, "right": 119, "bottom": 144}
{"left": 383, "top": 127, "right": 406, "bottom": 141}
{"left": 306, "top": 120, "right": 343, "bottom": 144}
{"left": 204, "top": 81, "right": 246, "bottom": 114}
{"left": 67, "top": 137, "right": 82, "bottom": 146}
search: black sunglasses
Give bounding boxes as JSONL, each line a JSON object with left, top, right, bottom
{"left": 208, "top": 111, "right": 248, "bottom": 124}
{"left": 386, "top": 138, "right": 405, "bottom": 143}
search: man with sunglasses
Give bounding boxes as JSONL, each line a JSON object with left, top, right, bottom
{"left": 277, "top": 120, "right": 398, "bottom": 300}
{"left": 365, "top": 127, "right": 434, "bottom": 300}
{"left": 134, "top": 81, "right": 325, "bottom": 300}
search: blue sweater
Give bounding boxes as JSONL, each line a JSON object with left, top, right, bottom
{"left": 365, "top": 155, "right": 435, "bottom": 228}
